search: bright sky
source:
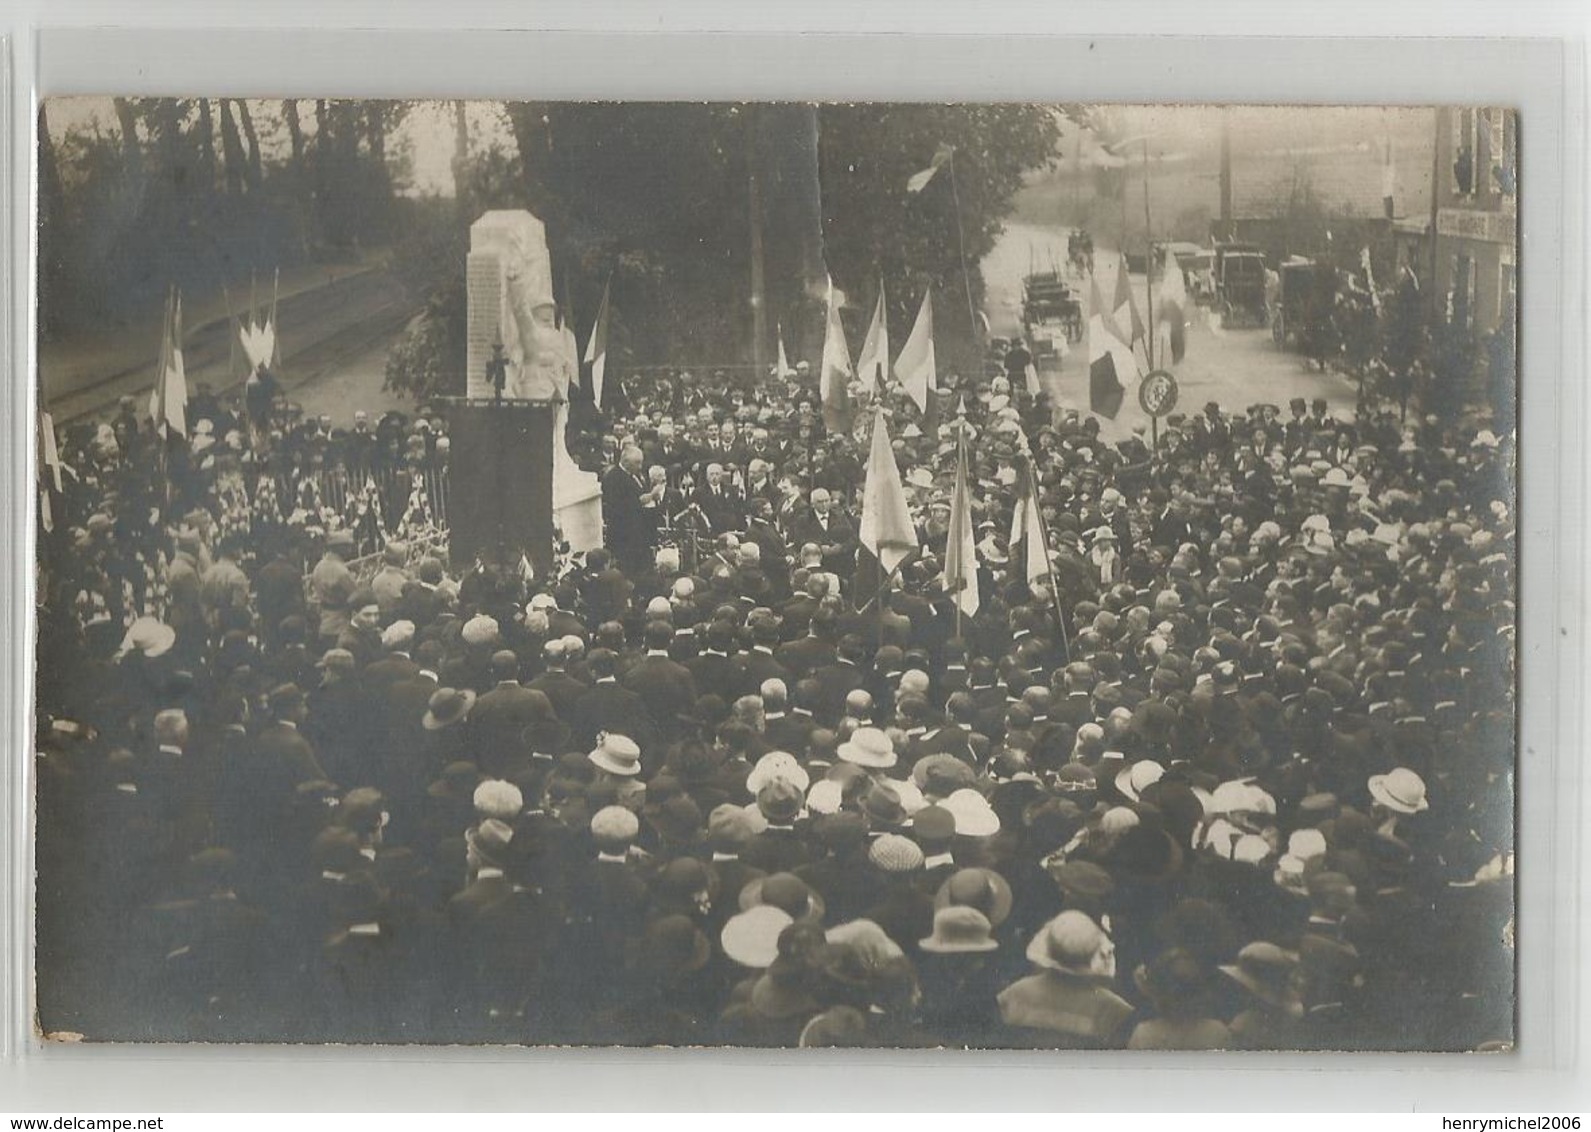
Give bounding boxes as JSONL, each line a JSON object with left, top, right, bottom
{"left": 44, "top": 98, "right": 1434, "bottom": 200}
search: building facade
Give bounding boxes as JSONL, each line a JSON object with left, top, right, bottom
{"left": 1431, "top": 107, "right": 1517, "bottom": 338}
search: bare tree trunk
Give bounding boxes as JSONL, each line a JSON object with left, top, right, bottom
{"left": 365, "top": 102, "right": 387, "bottom": 166}
{"left": 283, "top": 99, "right": 310, "bottom": 255}
{"left": 156, "top": 100, "right": 184, "bottom": 192}
{"left": 196, "top": 100, "right": 218, "bottom": 191}
{"left": 237, "top": 99, "right": 263, "bottom": 191}
{"left": 112, "top": 97, "right": 141, "bottom": 172}
{"left": 452, "top": 100, "right": 469, "bottom": 206}
{"left": 283, "top": 99, "right": 305, "bottom": 166}
{"left": 218, "top": 99, "right": 246, "bottom": 194}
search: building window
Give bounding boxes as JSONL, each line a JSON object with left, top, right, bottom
{"left": 1499, "top": 258, "right": 1515, "bottom": 327}
{"left": 1489, "top": 109, "right": 1516, "bottom": 197}
{"left": 1452, "top": 108, "right": 1478, "bottom": 197}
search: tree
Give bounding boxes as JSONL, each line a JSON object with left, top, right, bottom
{"left": 219, "top": 99, "right": 246, "bottom": 194}
{"left": 236, "top": 100, "right": 263, "bottom": 191}
{"left": 112, "top": 98, "right": 141, "bottom": 174}
{"left": 816, "top": 104, "right": 1059, "bottom": 371}
{"left": 195, "top": 100, "right": 218, "bottom": 192}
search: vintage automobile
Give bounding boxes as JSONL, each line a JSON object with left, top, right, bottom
{"left": 1212, "top": 241, "right": 1269, "bottom": 328}
{"left": 1021, "top": 270, "right": 1084, "bottom": 353}
{"left": 1273, "top": 256, "right": 1338, "bottom": 350}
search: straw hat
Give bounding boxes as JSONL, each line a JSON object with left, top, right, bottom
{"left": 721, "top": 905, "right": 794, "bottom": 968}
{"left": 1025, "top": 911, "right": 1109, "bottom": 975}
{"left": 589, "top": 733, "right": 643, "bottom": 777}
{"left": 941, "top": 788, "right": 1001, "bottom": 837}
{"left": 1367, "top": 767, "right": 1429, "bottom": 814}
{"left": 837, "top": 726, "right": 897, "bottom": 769}
{"left": 919, "top": 906, "right": 999, "bottom": 954}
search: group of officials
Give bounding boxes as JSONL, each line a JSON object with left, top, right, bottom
{"left": 34, "top": 360, "right": 1514, "bottom": 1050}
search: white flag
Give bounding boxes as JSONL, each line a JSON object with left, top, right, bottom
{"left": 855, "top": 284, "right": 890, "bottom": 394}
{"left": 893, "top": 291, "right": 935, "bottom": 413}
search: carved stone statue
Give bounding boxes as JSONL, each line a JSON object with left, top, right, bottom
{"left": 466, "top": 210, "right": 603, "bottom": 552}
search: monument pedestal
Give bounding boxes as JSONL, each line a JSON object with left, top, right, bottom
{"left": 462, "top": 208, "right": 605, "bottom": 563}
{"left": 553, "top": 403, "right": 603, "bottom": 552}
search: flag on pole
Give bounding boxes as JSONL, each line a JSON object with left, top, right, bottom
{"left": 858, "top": 408, "right": 919, "bottom": 576}
{"left": 40, "top": 409, "right": 62, "bottom": 494}
{"left": 855, "top": 283, "right": 890, "bottom": 396}
{"left": 820, "top": 278, "right": 854, "bottom": 434}
{"left": 1023, "top": 358, "right": 1042, "bottom": 398}
{"left": 1113, "top": 258, "right": 1146, "bottom": 347}
{"left": 1088, "top": 277, "right": 1138, "bottom": 419}
{"left": 906, "top": 142, "right": 955, "bottom": 193}
{"left": 584, "top": 275, "right": 612, "bottom": 409}
{"left": 1382, "top": 137, "right": 1396, "bottom": 219}
{"left": 775, "top": 322, "right": 795, "bottom": 380}
{"left": 149, "top": 289, "right": 188, "bottom": 437}
{"left": 39, "top": 409, "right": 61, "bottom": 533}
{"left": 1361, "top": 247, "right": 1382, "bottom": 315}
{"left": 269, "top": 267, "right": 282, "bottom": 370}
{"left": 1007, "top": 446, "right": 1051, "bottom": 589}
{"left": 893, "top": 290, "right": 935, "bottom": 414}
{"left": 1157, "top": 253, "right": 1188, "bottom": 364}
{"left": 941, "top": 438, "right": 980, "bottom": 617}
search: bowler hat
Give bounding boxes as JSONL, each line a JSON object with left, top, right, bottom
{"left": 427, "top": 760, "right": 483, "bottom": 801}
{"left": 934, "top": 867, "right": 1014, "bottom": 927}
{"left": 739, "top": 872, "right": 826, "bottom": 922}
{"left": 465, "top": 818, "right": 515, "bottom": 869}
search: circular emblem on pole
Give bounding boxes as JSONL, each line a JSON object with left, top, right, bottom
{"left": 1139, "top": 369, "right": 1179, "bottom": 417}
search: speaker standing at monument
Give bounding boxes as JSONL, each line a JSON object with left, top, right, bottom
{"left": 602, "top": 445, "right": 657, "bottom": 576}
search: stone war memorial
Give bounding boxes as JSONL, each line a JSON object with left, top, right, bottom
{"left": 449, "top": 209, "right": 603, "bottom": 575}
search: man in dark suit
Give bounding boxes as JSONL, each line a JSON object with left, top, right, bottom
{"left": 470, "top": 650, "right": 555, "bottom": 778}
{"left": 568, "top": 648, "right": 659, "bottom": 756}
{"left": 601, "top": 446, "right": 656, "bottom": 576}
{"left": 761, "top": 678, "right": 817, "bottom": 756}
{"left": 810, "top": 635, "right": 870, "bottom": 728}
{"left": 526, "top": 638, "right": 588, "bottom": 724}
{"left": 788, "top": 488, "right": 858, "bottom": 579}
{"left": 258, "top": 684, "right": 329, "bottom": 786}
{"left": 306, "top": 649, "right": 371, "bottom": 788}
{"left": 686, "top": 622, "right": 740, "bottom": 697}
{"left": 380, "top": 641, "right": 443, "bottom": 806}
{"left": 621, "top": 621, "right": 698, "bottom": 744}
{"left": 734, "top": 620, "right": 789, "bottom": 701}
{"left": 363, "top": 621, "right": 421, "bottom": 698}
{"left": 693, "top": 463, "right": 745, "bottom": 535}
{"left": 580, "top": 548, "right": 635, "bottom": 627}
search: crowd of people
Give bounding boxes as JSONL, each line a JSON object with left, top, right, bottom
{"left": 34, "top": 356, "right": 1515, "bottom": 1050}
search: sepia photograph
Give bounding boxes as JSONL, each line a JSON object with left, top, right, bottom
{"left": 32, "top": 98, "right": 1516, "bottom": 1050}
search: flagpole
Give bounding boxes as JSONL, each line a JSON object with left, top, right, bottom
{"left": 1020, "top": 436, "right": 1070, "bottom": 665}
{"left": 946, "top": 150, "right": 980, "bottom": 346}
{"left": 1143, "top": 139, "right": 1154, "bottom": 372}
{"left": 953, "top": 429, "right": 966, "bottom": 641}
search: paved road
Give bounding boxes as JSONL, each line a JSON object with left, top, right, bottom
{"left": 982, "top": 221, "right": 1358, "bottom": 439}
{"left": 42, "top": 269, "right": 418, "bottom": 425}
